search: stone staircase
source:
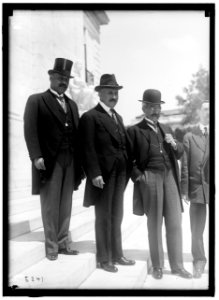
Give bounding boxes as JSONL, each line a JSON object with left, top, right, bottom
{"left": 9, "top": 181, "right": 151, "bottom": 289}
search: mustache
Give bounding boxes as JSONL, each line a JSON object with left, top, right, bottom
{"left": 109, "top": 99, "right": 117, "bottom": 102}
{"left": 59, "top": 84, "right": 67, "bottom": 88}
{"left": 152, "top": 113, "right": 160, "bottom": 117}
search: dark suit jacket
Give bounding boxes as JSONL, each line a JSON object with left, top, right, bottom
{"left": 24, "top": 89, "right": 83, "bottom": 194}
{"left": 79, "top": 103, "right": 132, "bottom": 207}
{"left": 127, "top": 119, "right": 184, "bottom": 215}
{"left": 181, "top": 126, "right": 209, "bottom": 204}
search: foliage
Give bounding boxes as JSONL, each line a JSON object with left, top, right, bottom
{"left": 176, "top": 66, "right": 209, "bottom": 125}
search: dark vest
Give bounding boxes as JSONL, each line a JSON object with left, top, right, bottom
{"left": 59, "top": 101, "right": 76, "bottom": 152}
{"left": 111, "top": 117, "right": 128, "bottom": 160}
{"left": 146, "top": 127, "right": 172, "bottom": 170}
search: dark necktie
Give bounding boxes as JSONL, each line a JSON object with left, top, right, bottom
{"left": 204, "top": 127, "right": 208, "bottom": 138}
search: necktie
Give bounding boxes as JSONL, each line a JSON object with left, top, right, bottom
{"left": 204, "top": 127, "right": 208, "bottom": 137}
{"left": 110, "top": 108, "right": 118, "bottom": 125}
{"left": 57, "top": 95, "right": 67, "bottom": 113}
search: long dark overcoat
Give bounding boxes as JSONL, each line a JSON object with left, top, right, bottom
{"left": 127, "top": 119, "right": 184, "bottom": 216}
{"left": 24, "top": 89, "right": 83, "bottom": 194}
{"left": 181, "top": 126, "right": 209, "bottom": 204}
{"left": 79, "top": 103, "right": 132, "bottom": 207}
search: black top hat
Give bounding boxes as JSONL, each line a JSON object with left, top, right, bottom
{"left": 138, "top": 89, "right": 165, "bottom": 104}
{"left": 48, "top": 58, "right": 74, "bottom": 78}
{"left": 95, "top": 74, "right": 123, "bottom": 91}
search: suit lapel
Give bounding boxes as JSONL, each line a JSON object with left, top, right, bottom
{"left": 65, "top": 96, "right": 78, "bottom": 128}
{"left": 192, "top": 127, "right": 206, "bottom": 152}
{"left": 137, "top": 119, "right": 153, "bottom": 140}
{"left": 42, "top": 90, "right": 66, "bottom": 125}
{"left": 95, "top": 104, "right": 120, "bottom": 142}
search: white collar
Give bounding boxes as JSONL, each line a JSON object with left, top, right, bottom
{"left": 99, "top": 101, "right": 113, "bottom": 116}
{"left": 144, "top": 117, "right": 158, "bottom": 133}
{"left": 50, "top": 88, "right": 64, "bottom": 98}
{"left": 199, "top": 123, "right": 209, "bottom": 134}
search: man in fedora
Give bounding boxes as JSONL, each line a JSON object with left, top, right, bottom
{"left": 127, "top": 89, "right": 192, "bottom": 279}
{"left": 24, "top": 58, "right": 84, "bottom": 260}
{"left": 79, "top": 74, "right": 135, "bottom": 272}
{"left": 181, "top": 101, "right": 209, "bottom": 278}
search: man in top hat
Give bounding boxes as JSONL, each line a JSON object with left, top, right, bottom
{"left": 79, "top": 74, "right": 135, "bottom": 272}
{"left": 127, "top": 89, "right": 192, "bottom": 279}
{"left": 24, "top": 58, "right": 84, "bottom": 260}
{"left": 181, "top": 101, "right": 209, "bottom": 278}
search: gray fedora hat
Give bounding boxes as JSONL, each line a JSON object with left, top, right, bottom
{"left": 138, "top": 89, "right": 165, "bottom": 104}
{"left": 95, "top": 74, "right": 123, "bottom": 91}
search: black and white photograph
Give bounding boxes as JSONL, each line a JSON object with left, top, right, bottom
{"left": 2, "top": 1, "right": 215, "bottom": 297}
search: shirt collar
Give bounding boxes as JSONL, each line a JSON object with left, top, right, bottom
{"left": 144, "top": 117, "right": 158, "bottom": 133}
{"left": 50, "top": 88, "right": 64, "bottom": 98}
{"left": 199, "top": 123, "right": 209, "bottom": 134}
{"left": 99, "top": 101, "right": 112, "bottom": 116}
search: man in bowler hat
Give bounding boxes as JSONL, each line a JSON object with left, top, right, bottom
{"left": 79, "top": 74, "right": 135, "bottom": 272}
{"left": 24, "top": 58, "right": 84, "bottom": 260}
{"left": 181, "top": 101, "right": 209, "bottom": 278}
{"left": 127, "top": 89, "right": 192, "bottom": 279}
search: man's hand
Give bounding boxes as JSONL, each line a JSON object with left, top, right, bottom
{"left": 165, "top": 133, "right": 177, "bottom": 150}
{"left": 136, "top": 173, "right": 146, "bottom": 183}
{"left": 34, "top": 157, "right": 46, "bottom": 170}
{"left": 92, "top": 176, "right": 105, "bottom": 189}
{"left": 182, "top": 194, "right": 189, "bottom": 205}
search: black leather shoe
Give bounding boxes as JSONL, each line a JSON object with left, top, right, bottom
{"left": 58, "top": 249, "right": 79, "bottom": 255}
{"left": 98, "top": 262, "right": 118, "bottom": 273}
{"left": 152, "top": 267, "right": 163, "bottom": 279}
{"left": 113, "top": 257, "right": 136, "bottom": 266}
{"left": 46, "top": 253, "right": 58, "bottom": 261}
{"left": 171, "top": 268, "right": 192, "bottom": 279}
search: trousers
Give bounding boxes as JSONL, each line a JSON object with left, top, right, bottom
{"left": 40, "top": 149, "right": 75, "bottom": 255}
{"left": 139, "top": 167, "right": 183, "bottom": 270}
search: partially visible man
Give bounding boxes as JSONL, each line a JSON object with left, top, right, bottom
{"left": 127, "top": 89, "right": 192, "bottom": 280}
{"left": 79, "top": 74, "right": 135, "bottom": 273}
{"left": 24, "top": 58, "right": 84, "bottom": 260}
{"left": 181, "top": 101, "right": 209, "bottom": 278}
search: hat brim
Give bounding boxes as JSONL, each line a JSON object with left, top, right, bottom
{"left": 95, "top": 85, "right": 123, "bottom": 91}
{"left": 138, "top": 100, "right": 165, "bottom": 104}
{"left": 48, "top": 70, "right": 74, "bottom": 78}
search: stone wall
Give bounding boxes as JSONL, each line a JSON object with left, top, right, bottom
{"left": 8, "top": 10, "right": 102, "bottom": 200}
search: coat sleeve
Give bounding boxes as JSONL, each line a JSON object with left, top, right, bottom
{"left": 127, "top": 126, "right": 143, "bottom": 182}
{"left": 23, "top": 95, "right": 42, "bottom": 161}
{"left": 180, "top": 133, "right": 190, "bottom": 197}
{"left": 79, "top": 113, "right": 102, "bottom": 180}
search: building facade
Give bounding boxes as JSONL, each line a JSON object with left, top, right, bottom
{"left": 9, "top": 10, "right": 109, "bottom": 201}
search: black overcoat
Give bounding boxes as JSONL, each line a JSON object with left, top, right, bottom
{"left": 24, "top": 89, "right": 83, "bottom": 194}
{"left": 79, "top": 103, "right": 132, "bottom": 207}
{"left": 127, "top": 119, "right": 184, "bottom": 215}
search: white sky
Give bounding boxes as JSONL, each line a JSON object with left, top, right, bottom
{"left": 100, "top": 11, "right": 209, "bottom": 124}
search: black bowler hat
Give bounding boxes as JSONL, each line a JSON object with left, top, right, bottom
{"left": 138, "top": 89, "right": 165, "bottom": 104}
{"left": 95, "top": 74, "right": 123, "bottom": 91}
{"left": 48, "top": 58, "right": 74, "bottom": 78}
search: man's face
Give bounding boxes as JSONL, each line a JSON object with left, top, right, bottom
{"left": 199, "top": 102, "right": 209, "bottom": 125}
{"left": 50, "top": 73, "right": 70, "bottom": 95}
{"left": 143, "top": 103, "right": 161, "bottom": 124}
{"left": 99, "top": 88, "right": 119, "bottom": 109}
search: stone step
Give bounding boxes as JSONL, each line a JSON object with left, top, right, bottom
{"left": 9, "top": 205, "right": 145, "bottom": 288}
{"left": 9, "top": 182, "right": 86, "bottom": 216}
{"left": 9, "top": 193, "right": 84, "bottom": 216}
{"left": 79, "top": 218, "right": 150, "bottom": 289}
{"left": 9, "top": 207, "right": 95, "bottom": 277}
{"left": 9, "top": 253, "right": 96, "bottom": 289}
{"left": 9, "top": 198, "right": 87, "bottom": 239}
